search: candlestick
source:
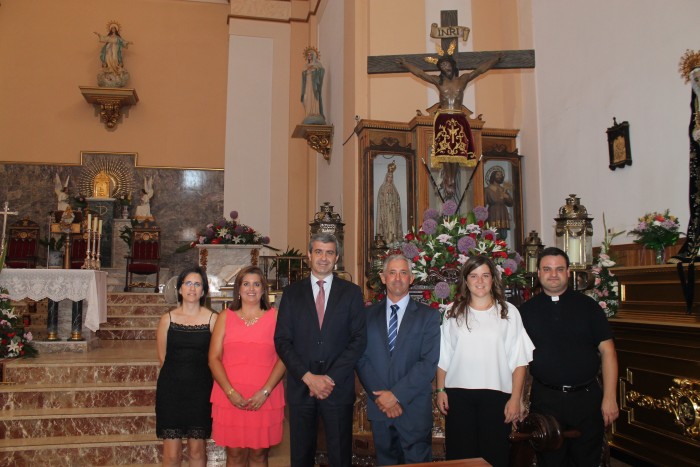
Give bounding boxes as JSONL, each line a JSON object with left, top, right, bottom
{"left": 98, "top": 219, "right": 103, "bottom": 235}
{"left": 93, "top": 217, "right": 98, "bottom": 232}
{"left": 87, "top": 213, "right": 92, "bottom": 230}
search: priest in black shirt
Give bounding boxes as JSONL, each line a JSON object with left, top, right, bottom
{"left": 520, "top": 247, "right": 619, "bottom": 466}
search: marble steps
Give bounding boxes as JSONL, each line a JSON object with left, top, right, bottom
{"left": 96, "top": 328, "right": 157, "bottom": 340}
{"left": 0, "top": 432, "right": 161, "bottom": 466}
{"left": 3, "top": 360, "right": 158, "bottom": 385}
{"left": 107, "top": 292, "right": 168, "bottom": 305}
{"left": 0, "top": 405, "right": 155, "bottom": 439}
{"left": 96, "top": 292, "right": 168, "bottom": 340}
{"left": 0, "top": 380, "right": 155, "bottom": 410}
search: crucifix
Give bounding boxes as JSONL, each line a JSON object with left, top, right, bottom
{"left": 368, "top": 10, "right": 535, "bottom": 211}
{"left": 0, "top": 201, "right": 18, "bottom": 259}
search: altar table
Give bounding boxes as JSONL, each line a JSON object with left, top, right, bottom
{"left": 0, "top": 269, "right": 108, "bottom": 332}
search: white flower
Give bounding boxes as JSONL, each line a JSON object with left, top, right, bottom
{"left": 7, "top": 340, "right": 20, "bottom": 355}
{"left": 217, "top": 227, "right": 230, "bottom": 237}
{"left": 436, "top": 234, "right": 452, "bottom": 244}
{"left": 442, "top": 218, "right": 457, "bottom": 231}
{"left": 231, "top": 236, "right": 244, "bottom": 244}
{"left": 601, "top": 258, "right": 616, "bottom": 268}
{"left": 2, "top": 308, "right": 16, "bottom": 319}
{"left": 465, "top": 224, "right": 481, "bottom": 234}
{"left": 414, "top": 270, "right": 428, "bottom": 281}
{"left": 457, "top": 254, "right": 468, "bottom": 264}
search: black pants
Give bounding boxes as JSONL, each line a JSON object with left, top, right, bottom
{"left": 444, "top": 388, "right": 512, "bottom": 467}
{"left": 288, "top": 401, "right": 353, "bottom": 467}
{"left": 529, "top": 380, "right": 604, "bottom": 467}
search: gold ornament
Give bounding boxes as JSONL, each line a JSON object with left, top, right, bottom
{"left": 302, "top": 45, "right": 321, "bottom": 60}
{"left": 679, "top": 49, "right": 700, "bottom": 83}
{"left": 423, "top": 40, "right": 457, "bottom": 65}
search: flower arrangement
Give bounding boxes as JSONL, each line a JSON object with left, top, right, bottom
{"left": 179, "top": 211, "right": 270, "bottom": 251}
{"left": 587, "top": 215, "right": 624, "bottom": 317}
{"left": 370, "top": 200, "right": 526, "bottom": 310}
{"left": 629, "top": 209, "right": 682, "bottom": 251}
{"left": 0, "top": 287, "right": 37, "bottom": 358}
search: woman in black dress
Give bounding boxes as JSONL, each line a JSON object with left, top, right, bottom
{"left": 156, "top": 266, "right": 217, "bottom": 467}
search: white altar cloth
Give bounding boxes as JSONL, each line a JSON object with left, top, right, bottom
{"left": 0, "top": 269, "right": 108, "bottom": 332}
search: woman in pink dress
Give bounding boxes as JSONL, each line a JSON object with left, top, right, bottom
{"left": 209, "top": 265, "right": 286, "bottom": 466}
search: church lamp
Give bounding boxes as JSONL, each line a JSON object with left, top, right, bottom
{"left": 523, "top": 230, "right": 543, "bottom": 288}
{"left": 555, "top": 194, "right": 593, "bottom": 290}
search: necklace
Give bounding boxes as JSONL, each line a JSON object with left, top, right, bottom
{"left": 238, "top": 311, "right": 262, "bottom": 327}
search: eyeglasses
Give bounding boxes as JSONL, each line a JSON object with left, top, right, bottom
{"left": 184, "top": 281, "right": 203, "bottom": 288}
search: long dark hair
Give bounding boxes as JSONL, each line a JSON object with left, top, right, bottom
{"left": 228, "top": 265, "right": 271, "bottom": 311}
{"left": 445, "top": 255, "right": 508, "bottom": 328}
{"left": 176, "top": 266, "right": 209, "bottom": 306}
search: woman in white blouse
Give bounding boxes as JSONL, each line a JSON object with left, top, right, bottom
{"left": 436, "top": 255, "right": 534, "bottom": 467}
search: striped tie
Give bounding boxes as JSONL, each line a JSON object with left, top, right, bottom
{"left": 388, "top": 304, "right": 399, "bottom": 355}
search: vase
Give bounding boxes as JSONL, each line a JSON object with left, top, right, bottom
{"left": 121, "top": 205, "right": 130, "bottom": 219}
{"left": 655, "top": 246, "right": 665, "bottom": 264}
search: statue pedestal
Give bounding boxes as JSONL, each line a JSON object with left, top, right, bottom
{"left": 196, "top": 245, "right": 273, "bottom": 296}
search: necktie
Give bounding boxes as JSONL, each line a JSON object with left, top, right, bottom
{"left": 388, "top": 304, "right": 399, "bottom": 355}
{"left": 316, "top": 280, "right": 325, "bottom": 327}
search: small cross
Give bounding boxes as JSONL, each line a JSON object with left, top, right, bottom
{"left": 0, "top": 201, "right": 18, "bottom": 258}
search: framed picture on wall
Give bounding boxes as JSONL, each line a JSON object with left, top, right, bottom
{"left": 362, "top": 137, "right": 416, "bottom": 273}
{"left": 482, "top": 149, "right": 524, "bottom": 253}
{"left": 606, "top": 118, "right": 632, "bottom": 170}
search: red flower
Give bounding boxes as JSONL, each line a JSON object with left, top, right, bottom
{"left": 211, "top": 237, "right": 222, "bottom": 244}
{"left": 6, "top": 332, "right": 14, "bottom": 339}
{"left": 376, "top": 293, "right": 385, "bottom": 301}
{"left": 405, "top": 233, "right": 415, "bottom": 241}
{"left": 460, "top": 218, "right": 467, "bottom": 225}
{"left": 469, "top": 233, "right": 477, "bottom": 239}
{"left": 484, "top": 233, "right": 494, "bottom": 241}
{"left": 412, "top": 256, "right": 420, "bottom": 263}
{"left": 504, "top": 268, "right": 513, "bottom": 276}
{"left": 422, "top": 291, "right": 432, "bottom": 300}
{"left": 447, "top": 246, "right": 455, "bottom": 253}
{"left": 478, "top": 220, "right": 484, "bottom": 227}
{"left": 430, "top": 302, "right": 440, "bottom": 309}
{"left": 424, "top": 256, "right": 432, "bottom": 262}
{"left": 1, "top": 339, "right": 6, "bottom": 345}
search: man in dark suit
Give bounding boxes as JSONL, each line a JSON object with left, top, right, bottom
{"left": 356, "top": 254, "right": 441, "bottom": 465}
{"left": 274, "top": 232, "right": 367, "bottom": 467}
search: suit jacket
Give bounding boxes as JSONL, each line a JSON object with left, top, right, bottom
{"left": 356, "top": 298, "right": 440, "bottom": 442}
{"left": 274, "top": 275, "right": 367, "bottom": 406}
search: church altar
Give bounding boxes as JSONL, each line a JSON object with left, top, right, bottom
{"left": 609, "top": 263, "right": 700, "bottom": 466}
{"left": 196, "top": 244, "right": 274, "bottom": 295}
{"left": 0, "top": 269, "right": 108, "bottom": 334}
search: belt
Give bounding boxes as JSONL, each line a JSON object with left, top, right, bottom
{"left": 535, "top": 378, "right": 594, "bottom": 393}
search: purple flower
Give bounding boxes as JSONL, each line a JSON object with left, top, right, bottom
{"left": 234, "top": 225, "right": 246, "bottom": 235}
{"left": 636, "top": 221, "right": 648, "bottom": 231}
{"left": 261, "top": 236, "right": 270, "bottom": 245}
{"left": 662, "top": 219, "right": 678, "bottom": 229}
{"left": 473, "top": 206, "right": 489, "bottom": 222}
{"left": 423, "top": 208, "right": 440, "bottom": 221}
{"left": 422, "top": 219, "right": 438, "bottom": 235}
{"left": 402, "top": 243, "right": 420, "bottom": 259}
{"left": 514, "top": 253, "right": 523, "bottom": 265}
{"left": 502, "top": 258, "right": 518, "bottom": 272}
{"left": 457, "top": 236, "right": 476, "bottom": 253}
{"left": 230, "top": 210, "right": 239, "bottom": 220}
{"left": 205, "top": 228, "right": 215, "bottom": 240}
{"left": 442, "top": 200, "right": 458, "bottom": 216}
{"left": 482, "top": 229, "right": 496, "bottom": 240}
{"left": 434, "top": 281, "right": 451, "bottom": 300}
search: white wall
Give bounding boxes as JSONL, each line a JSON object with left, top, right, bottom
{"left": 530, "top": 0, "right": 699, "bottom": 247}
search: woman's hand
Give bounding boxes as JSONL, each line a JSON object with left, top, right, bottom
{"left": 227, "top": 389, "right": 249, "bottom": 410}
{"left": 246, "top": 389, "right": 269, "bottom": 411}
{"left": 504, "top": 396, "right": 521, "bottom": 424}
{"left": 436, "top": 391, "right": 449, "bottom": 415}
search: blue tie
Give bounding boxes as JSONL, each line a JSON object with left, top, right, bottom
{"left": 388, "top": 304, "right": 399, "bottom": 355}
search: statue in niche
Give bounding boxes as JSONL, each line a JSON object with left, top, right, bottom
{"left": 484, "top": 166, "right": 513, "bottom": 241}
{"left": 376, "top": 161, "right": 403, "bottom": 244}
{"left": 672, "top": 50, "right": 700, "bottom": 262}
{"left": 54, "top": 173, "right": 70, "bottom": 212}
{"left": 301, "top": 46, "right": 326, "bottom": 125}
{"left": 398, "top": 41, "right": 501, "bottom": 202}
{"left": 94, "top": 21, "right": 132, "bottom": 88}
{"left": 135, "top": 175, "right": 155, "bottom": 221}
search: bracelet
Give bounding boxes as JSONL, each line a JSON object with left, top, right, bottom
{"left": 262, "top": 389, "right": 270, "bottom": 397}
{"left": 435, "top": 388, "right": 446, "bottom": 393}
{"left": 227, "top": 388, "right": 235, "bottom": 397}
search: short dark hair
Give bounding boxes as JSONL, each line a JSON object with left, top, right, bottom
{"left": 228, "top": 265, "right": 271, "bottom": 311}
{"left": 176, "top": 266, "right": 209, "bottom": 305}
{"left": 538, "top": 247, "right": 570, "bottom": 269}
{"left": 308, "top": 232, "right": 340, "bottom": 256}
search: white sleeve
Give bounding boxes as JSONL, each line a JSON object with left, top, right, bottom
{"left": 438, "top": 318, "right": 453, "bottom": 372}
{"left": 505, "top": 303, "right": 535, "bottom": 372}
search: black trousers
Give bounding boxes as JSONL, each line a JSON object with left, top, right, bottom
{"left": 444, "top": 388, "right": 512, "bottom": 467}
{"left": 529, "top": 380, "right": 604, "bottom": 467}
{"left": 288, "top": 401, "right": 353, "bottom": 467}
{"left": 371, "top": 419, "right": 432, "bottom": 466}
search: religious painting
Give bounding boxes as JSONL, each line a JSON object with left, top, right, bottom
{"left": 482, "top": 150, "right": 523, "bottom": 253}
{"left": 362, "top": 137, "right": 416, "bottom": 275}
{"left": 425, "top": 146, "right": 476, "bottom": 216}
{"left": 606, "top": 118, "right": 632, "bottom": 170}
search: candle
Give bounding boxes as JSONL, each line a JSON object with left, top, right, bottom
{"left": 568, "top": 237, "right": 581, "bottom": 264}
{"left": 93, "top": 217, "right": 98, "bottom": 232}
{"left": 98, "top": 219, "right": 103, "bottom": 235}
{"left": 527, "top": 256, "right": 538, "bottom": 273}
{"left": 87, "top": 213, "right": 92, "bottom": 229}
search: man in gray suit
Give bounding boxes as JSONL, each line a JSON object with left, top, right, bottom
{"left": 356, "top": 254, "right": 441, "bottom": 465}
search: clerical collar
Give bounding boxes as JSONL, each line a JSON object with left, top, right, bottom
{"left": 551, "top": 295, "right": 559, "bottom": 302}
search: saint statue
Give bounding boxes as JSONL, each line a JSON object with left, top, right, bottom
{"left": 301, "top": 46, "right": 326, "bottom": 125}
{"left": 484, "top": 167, "right": 514, "bottom": 241}
{"left": 54, "top": 173, "right": 70, "bottom": 212}
{"left": 135, "top": 176, "right": 155, "bottom": 221}
{"left": 376, "top": 161, "right": 403, "bottom": 244}
{"left": 94, "top": 21, "right": 132, "bottom": 88}
{"left": 398, "top": 41, "right": 501, "bottom": 201}
{"left": 672, "top": 50, "right": 700, "bottom": 262}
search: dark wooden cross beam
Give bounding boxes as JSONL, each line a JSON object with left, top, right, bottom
{"left": 367, "top": 9, "right": 534, "bottom": 74}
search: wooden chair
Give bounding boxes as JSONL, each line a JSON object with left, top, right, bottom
{"left": 6, "top": 218, "right": 40, "bottom": 268}
{"left": 124, "top": 228, "right": 161, "bottom": 292}
{"left": 68, "top": 232, "right": 89, "bottom": 269}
